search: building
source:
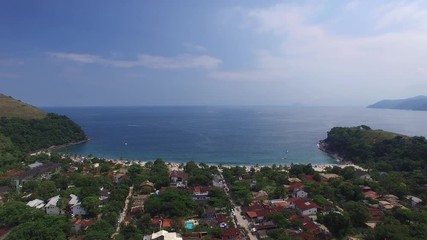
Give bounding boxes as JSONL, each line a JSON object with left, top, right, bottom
{"left": 69, "top": 194, "right": 87, "bottom": 216}
{"left": 170, "top": 171, "right": 188, "bottom": 188}
{"left": 13, "top": 162, "right": 61, "bottom": 188}
{"left": 406, "top": 195, "right": 423, "bottom": 207}
{"left": 45, "top": 195, "right": 63, "bottom": 215}
{"left": 212, "top": 174, "right": 225, "bottom": 188}
{"left": 292, "top": 198, "right": 321, "bottom": 217}
{"left": 143, "top": 230, "right": 182, "bottom": 240}
{"left": 192, "top": 186, "right": 211, "bottom": 201}
{"left": 141, "top": 180, "right": 155, "bottom": 193}
{"left": 27, "top": 199, "right": 45, "bottom": 209}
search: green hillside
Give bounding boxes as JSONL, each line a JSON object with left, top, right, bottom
{"left": 321, "top": 125, "right": 427, "bottom": 172}
{"left": 0, "top": 93, "right": 86, "bottom": 171}
{"left": 0, "top": 94, "right": 46, "bottom": 119}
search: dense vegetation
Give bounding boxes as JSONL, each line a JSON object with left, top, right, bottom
{"left": 320, "top": 126, "right": 427, "bottom": 238}
{"left": 0, "top": 113, "right": 86, "bottom": 152}
{"left": 0, "top": 113, "right": 86, "bottom": 171}
{"left": 322, "top": 126, "right": 427, "bottom": 171}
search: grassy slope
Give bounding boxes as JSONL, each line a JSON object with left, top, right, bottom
{"left": 0, "top": 93, "right": 46, "bottom": 119}
{"left": 361, "top": 129, "right": 400, "bottom": 144}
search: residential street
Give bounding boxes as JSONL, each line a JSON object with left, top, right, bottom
{"left": 221, "top": 170, "right": 257, "bottom": 240}
{"left": 234, "top": 205, "right": 257, "bottom": 240}
{"left": 111, "top": 185, "right": 134, "bottom": 239}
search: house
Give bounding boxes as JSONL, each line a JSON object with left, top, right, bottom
{"left": 319, "top": 173, "right": 340, "bottom": 182}
{"left": 288, "top": 177, "right": 302, "bottom": 183}
{"left": 170, "top": 171, "right": 188, "bottom": 188}
{"left": 292, "top": 198, "right": 321, "bottom": 217}
{"left": 162, "top": 218, "right": 172, "bottom": 229}
{"left": 141, "top": 180, "right": 155, "bottom": 193}
{"left": 69, "top": 194, "right": 87, "bottom": 216}
{"left": 27, "top": 199, "right": 45, "bottom": 209}
{"left": 28, "top": 161, "right": 43, "bottom": 169}
{"left": 45, "top": 195, "right": 63, "bottom": 215}
{"left": 192, "top": 186, "right": 210, "bottom": 201}
{"left": 288, "top": 182, "right": 308, "bottom": 198}
{"left": 364, "top": 190, "right": 380, "bottom": 199}
{"left": 359, "top": 174, "right": 373, "bottom": 181}
{"left": 406, "top": 195, "right": 423, "bottom": 207}
{"left": 99, "top": 187, "right": 110, "bottom": 203}
{"left": 212, "top": 174, "right": 225, "bottom": 188}
{"left": 366, "top": 208, "right": 384, "bottom": 228}
{"left": 383, "top": 194, "right": 399, "bottom": 205}
{"left": 270, "top": 199, "right": 291, "bottom": 208}
{"left": 222, "top": 228, "right": 242, "bottom": 240}
{"left": 378, "top": 200, "right": 394, "bottom": 210}
{"left": 143, "top": 230, "right": 182, "bottom": 240}
{"left": 252, "top": 190, "right": 269, "bottom": 202}
{"left": 13, "top": 162, "right": 61, "bottom": 188}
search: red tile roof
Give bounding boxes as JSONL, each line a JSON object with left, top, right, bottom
{"left": 163, "top": 218, "right": 172, "bottom": 228}
{"left": 222, "top": 228, "right": 240, "bottom": 239}
{"left": 293, "top": 198, "right": 321, "bottom": 212}
{"left": 364, "top": 190, "right": 380, "bottom": 199}
{"left": 151, "top": 217, "right": 161, "bottom": 225}
{"left": 170, "top": 170, "right": 189, "bottom": 180}
{"left": 247, "top": 211, "right": 257, "bottom": 218}
{"left": 216, "top": 214, "right": 228, "bottom": 223}
{"left": 288, "top": 182, "right": 304, "bottom": 192}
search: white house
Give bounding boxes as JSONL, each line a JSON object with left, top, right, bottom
{"left": 143, "top": 230, "right": 182, "bottom": 240}
{"left": 69, "top": 194, "right": 87, "bottom": 216}
{"left": 294, "top": 189, "right": 308, "bottom": 198}
{"left": 293, "top": 198, "right": 321, "bottom": 217}
{"left": 45, "top": 195, "right": 62, "bottom": 215}
{"left": 406, "top": 195, "right": 423, "bottom": 207}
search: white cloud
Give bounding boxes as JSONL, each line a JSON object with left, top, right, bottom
{"left": 211, "top": 2, "right": 427, "bottom": 104}
{"left": 375, "top": 1, "right": 427, "bottom": 30}
{"left": 48, "top": 52, "right": 221, "bottom": 70}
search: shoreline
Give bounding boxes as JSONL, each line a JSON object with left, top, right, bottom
{"left": 29, "top": 138, "right": 91, "bottom": 156}
{"left": 62, "top": 152, "right": 367, "bottom": 172}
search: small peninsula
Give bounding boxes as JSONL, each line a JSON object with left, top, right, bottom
{"left": 367, "top": 95, "right": 427, "bottom": 111}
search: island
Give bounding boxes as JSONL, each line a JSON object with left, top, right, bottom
{"left": 367, "top": 95, "right": 427, "bottom": 111}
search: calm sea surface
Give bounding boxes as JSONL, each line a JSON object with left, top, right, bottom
{"left": 43, "top": 106, "right": 427, "bottom": 166}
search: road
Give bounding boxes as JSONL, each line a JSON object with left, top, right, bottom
{"left": 220, "top": 171, "right": 257, "bottom": 240}
{"left": 234, "top": 206, "right": 257, "bottom": 240}
{"left": 111, "top": 185, "right": 134, "bottom": 239}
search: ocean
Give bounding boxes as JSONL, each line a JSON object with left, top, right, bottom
{"left": 43, "top": 106, "right": 427, "bottom": 166}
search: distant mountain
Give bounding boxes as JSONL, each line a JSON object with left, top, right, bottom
{"left": 0, "top": 93, "right": 46, "bottom": 119}
{"left": 367, "top": 96, "right": 427, "bottom": 111}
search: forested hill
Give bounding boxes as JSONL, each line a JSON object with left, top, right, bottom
{"left": 320, "top": 125, "right": 427, "bottom": 172}
{"left": 0, "top": 94, "right": 86, "bottom": 170}
{"left": 367, "top": 95, "right": 427, "bottom": 111}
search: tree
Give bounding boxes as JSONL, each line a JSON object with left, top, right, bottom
{"left": 82, "top": 196, "right": 101, "bottom": 216}
{"left": 344, "top": 201, "right": 369, "bottom": 227}
{"left": 322, "top": 212, "right": 351, "bottom": 238}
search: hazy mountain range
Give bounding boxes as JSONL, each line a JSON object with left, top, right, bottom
{"left": 368, "top": 96, "right": 427, "bottom": 111}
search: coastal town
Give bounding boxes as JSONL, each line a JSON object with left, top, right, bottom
{"left": 1, "top": 151, "right": 425, "bottom": 240}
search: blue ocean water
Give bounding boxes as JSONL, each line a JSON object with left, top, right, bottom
{"left": 43, "top": 106, "right": 427, "bottom": 166}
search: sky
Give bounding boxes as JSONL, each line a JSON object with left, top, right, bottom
{"left": 1, "top": 0, "right": 427, "bottom": 107}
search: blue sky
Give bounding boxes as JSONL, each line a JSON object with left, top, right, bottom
{"left": 1, "top": 0, "right": 427, "bottom": 106}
